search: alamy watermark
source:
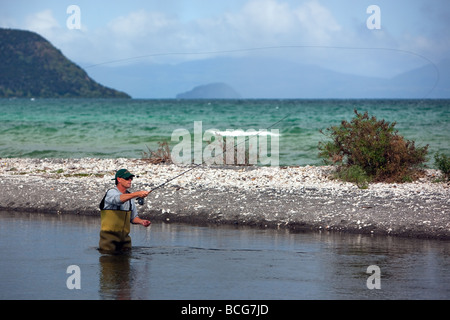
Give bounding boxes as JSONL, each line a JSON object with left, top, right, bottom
{"left": 66, "top": 5, "right": 81, "bottom": 30}
{"left": 66, "top": 264, "right": 382, "bottom": 291}
{"left": 366, "top": 265, "right": 381, "bottom": 290}
{"left": 367, "top": 5, "right": 381, "bottom": 30}
{"left": 66, "top": 4, "right": 381, "bottom": 31}
{"left": 171, "top": 121, "right": 279, "bottom": 166}
{"left": 66, "top": 265, "right": 81, "bottom": 289}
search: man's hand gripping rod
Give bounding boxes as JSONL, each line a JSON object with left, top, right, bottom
{"left": 137, "top": 163, "right": 202, "bottom": 205}
{"left": 137, "top": 162, "right": 204, "bottom": 206}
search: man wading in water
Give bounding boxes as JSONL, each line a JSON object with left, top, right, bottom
{"left": 99, "top": 169, "right": 151, "bottom": 252}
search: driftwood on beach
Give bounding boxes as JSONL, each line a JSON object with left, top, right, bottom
{"left": 1, "top": 158, "right": 449, "bottom": 239}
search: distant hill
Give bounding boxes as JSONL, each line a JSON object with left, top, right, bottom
{"left": 176, "top": 82, "right": 241, "bottom": 99}
{"left": 88, "top": 56, "right": 450, "bottom": 99}
{"left": 0, "top": 28, "right": 130, "bottom": 98}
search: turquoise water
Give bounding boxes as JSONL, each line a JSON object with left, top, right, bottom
{"left": 0, "top": 99, "right": 448, "bottom": 166}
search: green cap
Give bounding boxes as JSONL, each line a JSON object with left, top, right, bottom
{"left": 113, "top": 168, "right": 135, "bottom": 180}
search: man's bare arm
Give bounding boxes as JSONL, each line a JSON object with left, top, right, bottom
{"left": 119, "top": 191, "right": 150, "bottom": 203}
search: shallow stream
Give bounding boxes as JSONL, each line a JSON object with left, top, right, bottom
{"left": 0, "top": 211, "right": 448, "bottom": 300}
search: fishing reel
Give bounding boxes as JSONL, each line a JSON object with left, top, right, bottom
{"left": 137, "top": 197, "right": 145, "bottom": 206}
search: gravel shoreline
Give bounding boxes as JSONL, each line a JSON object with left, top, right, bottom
{"left": 1, "top": 158, "right": 449, "bottom": 239}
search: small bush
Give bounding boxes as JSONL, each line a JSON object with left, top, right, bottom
{"left": 142, "top": 141, "right": 172, "bottom": 164}
{"left": 208, "top": 133, "right": 253, "bottom": 166}
{"left": 318, "top": 110, "right": 428, "bottom": 184}
{"left": 334, "top": 165, "right": 370, "bottom": 189}
{"left": 434, "top": 152, "right": 450, "bottom": 181}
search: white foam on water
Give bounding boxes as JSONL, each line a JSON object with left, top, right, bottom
{"left": 211, "top": 129, "right": 280, "bottom": 137}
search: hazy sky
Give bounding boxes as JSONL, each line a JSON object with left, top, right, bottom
{"left": 1, "top": 0, "right": 449, "bottom": 78}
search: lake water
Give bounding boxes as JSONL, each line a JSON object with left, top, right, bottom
{"left": 0, "top": 211, "right": 449, "bottom": 300}
{"left": 1, "top": 99, "right": 449, "bottom": 166}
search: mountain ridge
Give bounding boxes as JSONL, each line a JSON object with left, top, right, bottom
{"left": 0, "top": 28, "right": 130, "bottom": 98}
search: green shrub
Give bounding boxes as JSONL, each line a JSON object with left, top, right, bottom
{"left": 318, "top": 110, "right": 428, "bottom": 184}
{"left": 334, "top": 165, "right": 371, "bottom": 189}
{"left": 434, "top": 152, "right": 450, "bottom": 181}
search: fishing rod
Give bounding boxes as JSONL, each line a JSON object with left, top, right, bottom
{"left": 136, "top": 113, "right": 291, "bottom": 205}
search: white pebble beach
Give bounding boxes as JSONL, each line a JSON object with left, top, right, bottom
{"left": 1, "top": 158, "right": 449, "bottom": 239}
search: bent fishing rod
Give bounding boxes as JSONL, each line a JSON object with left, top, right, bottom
{"left": 136, "top": 113, "right": 291, "bottom": 205}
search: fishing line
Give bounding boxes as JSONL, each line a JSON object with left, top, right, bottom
{"left": 105, "top": 44, "right": 439, "bottom": 199}
{"left": 136, "top": 112, "right": 291, "bottom": 203}
{"left": 134, "top": 108, "right": 286, "bottom": 246}
{"left": 83, "top": 45, "right": 440, "bottom": 98}
{"left": 134, "top": 112, "right": 290, "bottom": 245}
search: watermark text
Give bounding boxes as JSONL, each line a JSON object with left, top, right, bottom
{"left": 66, "top": 265, "right": 81, "bottom": 289}
{"left": 171, "top": 121, "right": 279, "bottom": 166}
{"left": 367, "top": 5, "right": 381, "bottom": 30}
{"left": 66, "top": 5, "right": 81, "bottom": 30}
{"left": 366, "top": 265, "right": 381, "bottom": 289}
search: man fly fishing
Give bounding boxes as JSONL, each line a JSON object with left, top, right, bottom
{"left": 98, "top": 169, "right": 151, "bottom": 252}
{"left": 96, "top": 114, "right": 290, "bottom": 253}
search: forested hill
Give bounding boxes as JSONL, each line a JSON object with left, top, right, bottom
{"left": 0, "top": 28, "right": 130, "bottom": 98}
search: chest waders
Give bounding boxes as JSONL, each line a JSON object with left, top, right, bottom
{"left": 99, "top": 192, "right": 132, "bottom": 252}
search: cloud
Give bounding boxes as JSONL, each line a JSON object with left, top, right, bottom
{"left": 24, "top": 9, "right": 60, "bottom": 36}
{"left": 74, "top": 0, "right": 347, "bottom": 66}
{"left": 107, "top": 9, "right": 175, "bottom": 38}
{"left": 0, "top": 1, "right": 368, "bottom": 65}
{"left": 225, "top": 0, "right": 296, "bottom": 36}
{"left": 3, "top": 0, "right": 448, "bottom": 78}
{"left": 294, "top": 0, "right": 342, "bottom": 43}
{"left": 215, "top": 0, "right": 343, "bottom": 47}
{"left": 100, "top": 10, "right": 177, "bottom": 61}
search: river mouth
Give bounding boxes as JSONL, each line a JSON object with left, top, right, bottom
{"left": 0, "top": 211, "right": 449, "bottom": 300}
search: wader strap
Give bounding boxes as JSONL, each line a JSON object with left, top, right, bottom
{"left": 99, "top": 189, "right": 133, "bottom": 211}
{"left": 99, "top": 193, "right": 107, "bottom": 210}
